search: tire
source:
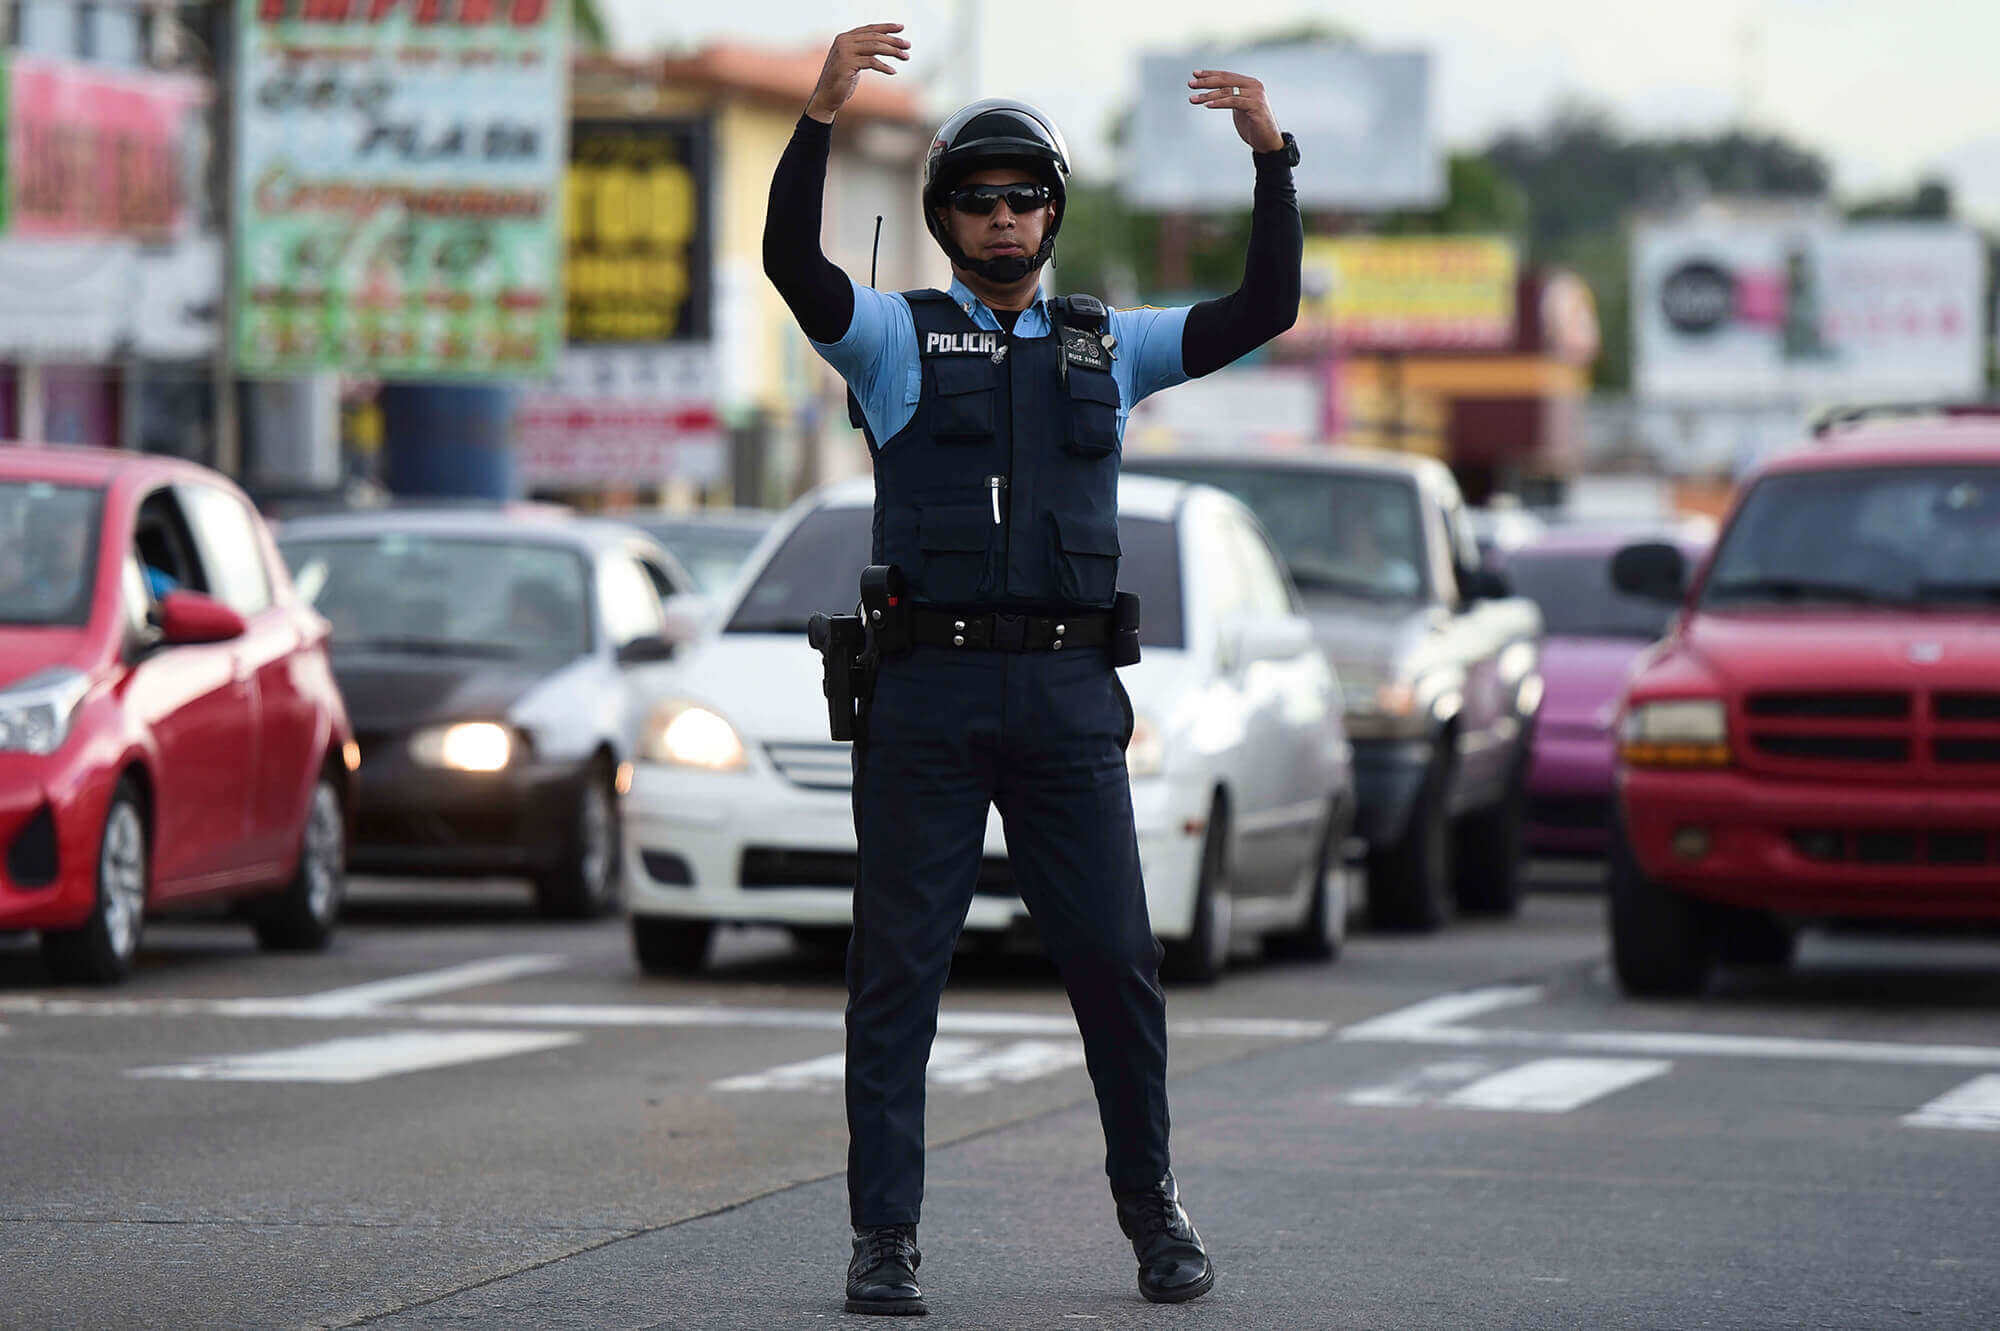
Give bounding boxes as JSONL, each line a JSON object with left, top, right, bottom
{"left": 534, "top": 760, "right": 622, "bottom": 919}
{"left": 41, "top": 780, "right": 148, "bottom": 986}
{"left": 632, "top": 915, "right": 713, "bottom": 975}
{"left": 1607, "top": 815, "right": 1713, "bottom": 997}
{"left": 1452, "top": 756, "right": 1527, "bottom": 917}
{"left": 1162, "top": 798, "right": 1232, "bottom": 985}
{"left": 1366, "top": 750, "right": 1453, "bottom": 934}
{"left": 1710, "top": 905, "right": 1796, "bottom": 968}
{"left": 1264, "top": 800, "right": 1349, "bottom": 963}
{"left": 789, "top": 925, "right": 853, "bottom": 958}
{"left": 252, "top": 772, "right": 346, "bottom": 952}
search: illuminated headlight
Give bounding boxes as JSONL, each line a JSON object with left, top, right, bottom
{"left": 641, "top": 701, "right": 747, "bottom": 771}
{"left": 1620, "top": 699, "right": 1729, "bottom": 767}
{"left": 1127, "top": 713, "right": 1165, "bottom": 779}
{"left": 410, "top": 722, "right": 515, "bottom": 772}
{"left": 0, "top": 669, "right": 89, "bottom": 755}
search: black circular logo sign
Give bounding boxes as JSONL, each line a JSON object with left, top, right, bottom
{"left": 1660, "top": 260, "right": 1735, "bottom": 335}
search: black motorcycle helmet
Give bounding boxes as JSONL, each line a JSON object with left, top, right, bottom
{"left": 922, "top": 98, "right": 1070, "bottom": 283}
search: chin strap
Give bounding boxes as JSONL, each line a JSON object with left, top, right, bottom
{"left": 939, "top": 229, "right": 1056, "bottom": 285}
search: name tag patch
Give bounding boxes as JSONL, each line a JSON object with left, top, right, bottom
{"left": 1063, "top": 327, "right": 1112, "bottom": 372}
{"left": 925, "top": 330, "right": 1001, "bottom": 356}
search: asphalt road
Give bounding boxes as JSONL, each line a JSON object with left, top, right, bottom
{"left": 2, "top": 869, "right": 1997, "bottom": 1330}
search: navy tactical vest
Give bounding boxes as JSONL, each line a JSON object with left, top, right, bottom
{"left": 871, "top": 289, "right": 1123, "bottom": 611}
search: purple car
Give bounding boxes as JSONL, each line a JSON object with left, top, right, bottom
{"left": 1502, "top": 525, "right": 1711, "bottom": 858}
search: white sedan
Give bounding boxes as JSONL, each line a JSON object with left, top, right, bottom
{"left": 623, "top": 474, "right": 1356, "bottom": 983}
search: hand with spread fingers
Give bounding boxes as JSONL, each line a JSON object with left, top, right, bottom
{"left": 806, "top": 22, "right": 912, "bottom": 123}
{"left": 1187, "top": 69, "right": 1285, "bottom": 154}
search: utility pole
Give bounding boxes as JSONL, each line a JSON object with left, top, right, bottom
{"left": 210, "top": 0, "right": 241, "bottom": 478}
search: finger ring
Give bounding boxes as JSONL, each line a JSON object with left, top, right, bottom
{"left": 1230, "top": 86, "right": 1240, "bottom": 96}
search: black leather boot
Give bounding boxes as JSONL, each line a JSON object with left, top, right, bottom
{"left": 845, "top": 1223, "right": 926, "bottom": 1316}
{"left": 1114, "top": 1173, "right": 1215, "bottom": 1304}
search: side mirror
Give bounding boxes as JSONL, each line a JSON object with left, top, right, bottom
{"left": 615, "top": 634, "right": 678, "bottom": 666}
{"left": 156, "top": 591, "right": 247, "bottom": 645}
{"left": 1462, "top": 566, "right": 1512, "bottom": 602}
{"left": 1230, "top": 615, "right": 1315, "bottom": 667}
{"left": 1611, "top": 541, "right": 1689, "bottom": 604}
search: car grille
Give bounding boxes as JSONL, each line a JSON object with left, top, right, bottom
{"left": 740, "top": 846, "right": 1017, "bottom": 896}
{"left": 764, "top": 742, "right": 853, "bottom": 791}
{"left": 1739, "top": 691, "right": 2000, "bottom": 782}
{"left": 1790, "top": 827, "right": 1997, "bottom": 867}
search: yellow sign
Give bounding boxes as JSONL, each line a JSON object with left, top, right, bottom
{"left": 564, "top": 119, "right": 708, "bottom": 343}
{"left": 1300, "top": 236, "right": 1517, "bottom": 351}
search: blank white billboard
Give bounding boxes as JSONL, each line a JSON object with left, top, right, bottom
{"left": 1126, "top": 45, "right": 1443, "bottom": 213}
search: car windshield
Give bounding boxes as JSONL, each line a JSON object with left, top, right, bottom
{"left": 1129, "top": 463, "right": 1427, "bottom": 602}
{"left": 1506, "top": 547, "right": 1681, "bottom": 639}
{"left": 279, "top": 533, "right": 593, "bottom": 660}
{"left": 1700, "top": 465, "right": 2000, "bottom": 610}
{"left": 726, "top": 506, "right": 1186, "bottom": 648}
{"left": 0, "top": 482, "right": 105, "bottom": 627}
{"left": 642, "top": 520, "right": 770, "bottom": 595}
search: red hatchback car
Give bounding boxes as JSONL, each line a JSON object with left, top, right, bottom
{"left": 0, "top": 445, "right": 355, "bottom": 984}
{"left": 1608, "top": 411, "right": 2000, "bottom": 995}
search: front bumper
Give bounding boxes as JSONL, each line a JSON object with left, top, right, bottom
{"left": 1349, "top": 738, "right": 1433, "bottom": 848}
{"left": 1623, "top": 767, "right": 2000, "bottom": 918}
{"left": 349, "top": 741, "right": 590, "bottom": 877}
{"left": 1526, "top": 728, "right": 1616, "bottom": 857}
{"left": 0, "top": 749, "right": 112, "bottom": 933}
{"left": 623, "top": 760, "right": 1209, "bottom": 941}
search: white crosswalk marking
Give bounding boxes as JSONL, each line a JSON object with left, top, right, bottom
{"left": 714, "top": 1037, "right": 1087, "bottom": 1094}
{"left": 1444, "top": 1058, "right": 1671, "bottom": 1112}
{"left": 1346, "top": 1057, "right": 1672, "bottom": 1114}
{"left": 128, "top": 1029, "right": 580, "bottom": 1084}
{"left": 1903, "top": 1075, "right": 2000, "bottom": 1132}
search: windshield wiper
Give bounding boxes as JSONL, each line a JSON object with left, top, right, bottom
{"left": 343, "top": 636, "right": 528, "bottom": 659}
{"left": 1288, "top": 569, "right": 1406, "bottom": 600}
{"left": 1705, "top": 577, "right": 1889, "bottom": 605}
{"left": 1911, "top": 581, "right": 2000, "bottom": 604}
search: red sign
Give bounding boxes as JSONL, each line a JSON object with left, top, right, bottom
{"left": 6, "top": 57, "right": 208, "bottom": 239}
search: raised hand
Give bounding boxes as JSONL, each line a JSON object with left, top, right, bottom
{"left": 806, "top": 23, "right": 912, "bottom": 124}
{"left": 1187, "top": 70, "right": 1285, "bottom": 154}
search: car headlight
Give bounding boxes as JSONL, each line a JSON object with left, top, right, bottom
{"left": 410, "top": 722, "right": 515, "bottom": 772}
{"left": 1127, "top": 713, "right": 1165, "bottom": 779}
{"left": 0, "top": 669, "right": 89, "bottom": 755}
{"left": 1620, "top": 699, "right": 1729, "bottom": 767}
{"left": 641, "top": 701, "right": 747, "bottom": 771}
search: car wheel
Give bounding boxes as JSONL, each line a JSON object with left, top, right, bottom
{"left": 632, "top": 915, "right": 713, "bottom": 975}
{"left": 41, "top": 780, "right": 148, "bottom": 986}
{"left": 1161, "top": 797, "right": 1231, "bottom": 985}
{"left": 1264, "top": 799, "right": 1349, "bottom": 963}
{"left": 534, "top": 761, "right": 622, "bottom": 919}
{"left": 1710, "top": 905, "right": 1796, "bottom": 968}
{"left": 1451, "top": 754, "right": 1527, "bottom": 917}
{"left": 1366, "top": 750, "right": 1453, "bottom": 934}
{"left": 252, "top": 773, "right": 346, "bottom": 952}
{"left": 1607, "top": 814, "right": 1714, "bottom": 997}
{"left": 789, "top": 925, "right": 853, "bottom": 960}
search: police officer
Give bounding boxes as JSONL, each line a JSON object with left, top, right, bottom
{"left": 764, "top": 21, "right": 1302, "bottom": 1316}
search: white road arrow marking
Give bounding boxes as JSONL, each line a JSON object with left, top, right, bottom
{"left": 1442, "top": 1057, "right": 1671, "bottom": 1113}
{"left": 128, "top": 1029, "right": 579, "bottom": 1084}
{"left": 714, "top": 1038, "right": 1087, "bottom": 1094}
{"left": 1903, "top": 1075, "right": 2000, "bottom": 1132}
{"left": 1344, "top": 1059, "right": 1498, "bottom": 1107}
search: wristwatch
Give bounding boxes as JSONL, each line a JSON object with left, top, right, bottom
{"left": 1253, "top": 131, "right": 1300, "bottom": 168}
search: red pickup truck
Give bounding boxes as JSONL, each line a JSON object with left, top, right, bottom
{"left": 1606, "top": 409, "right": 2000, "bottom": 995}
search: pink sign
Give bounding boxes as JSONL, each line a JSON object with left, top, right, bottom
{"left": 7, "top": 57, "right": 208, "bottom": 238}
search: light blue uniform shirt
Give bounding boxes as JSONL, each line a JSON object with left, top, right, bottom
{"left": 810, "top": 276, "right": 1193, "bottom": 450}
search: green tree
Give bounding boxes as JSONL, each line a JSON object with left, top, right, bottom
{"left": 1846, "top": 176, "right": 1954, "bottom": 221}
{"left": 573, "top": 0, "right": 609, "bottom": 50}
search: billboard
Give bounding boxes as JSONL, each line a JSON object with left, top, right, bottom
{"left": 1127, "top": 45, "right": 1442, "bottom": 213}
{"left": 232, "top": 0, "right": 570, "bottom": 379}
{"left": 1634, "top": 222, "right": 1987, "bottom": 401}
{"left": 1296, "top": 236, "right": 1518, "bottom": 351}
{"left": 564, "top": 119, "right": 710, "bottom": 343}
{"left": 515, "top": 345, "right": 725, "bottom": 489}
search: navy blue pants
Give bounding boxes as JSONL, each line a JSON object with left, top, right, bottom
{"left": 846, "top": 644, "right": 1171, "bottom": 1227}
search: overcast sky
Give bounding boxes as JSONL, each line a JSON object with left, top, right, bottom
{"left": 608, "top": 0, "right": 2000, "bottom": 224}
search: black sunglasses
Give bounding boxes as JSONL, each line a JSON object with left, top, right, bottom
{"left": 947, "top": 182, "right": 1052, "bottom": 215}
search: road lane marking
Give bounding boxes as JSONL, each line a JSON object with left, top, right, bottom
{"left": 714, "top": 1038, "right": 1087, "bottom": 1094}
{"left": 1339, "top": 986, "right": 1544, "bottom": 1039}
{"left": 283, "top": 955, "right": 571, "bottom": 1013}
{"left": 1441, "top": 1057, "right": 1671, "bottom": 1113}
{"left": 128, "top": 1029, "right": 579, "bottom": 1083}
{"left": 1903, "top": 1075, "right": 2000, "bottom": 1132}
{"left": 1345, "top": 1059, "right": 1498, "bottom": 1107}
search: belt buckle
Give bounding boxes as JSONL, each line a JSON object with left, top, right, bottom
{"left": 992, "top": 613, "right": 1026, "bottom": 651}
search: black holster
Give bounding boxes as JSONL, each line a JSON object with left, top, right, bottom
{"left": 807, "top": 565, "right": 909, "bottom": 743}
{"left": 1109, "top": 591, "right": 1142, "bottom": 667}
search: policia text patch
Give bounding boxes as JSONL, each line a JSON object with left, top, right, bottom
{"left": 925, "top": 331, "right": 1002, "bottom": 356}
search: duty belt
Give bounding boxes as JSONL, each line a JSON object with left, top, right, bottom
{"left": 909, "top": 607, "right": 1111, "bottom": 652}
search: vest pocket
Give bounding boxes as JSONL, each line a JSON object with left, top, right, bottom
{"left": 918, "top": 505, "right": 996, "bottom": 602}
{"left": 929, "top": 357, "right": 997, "bottom": 443}
{"left": 1062, "top": 369, "right": 1121, "bottom": 458}
{"left": 1051, "top": 510, "right": 1120, "bottom": 605}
